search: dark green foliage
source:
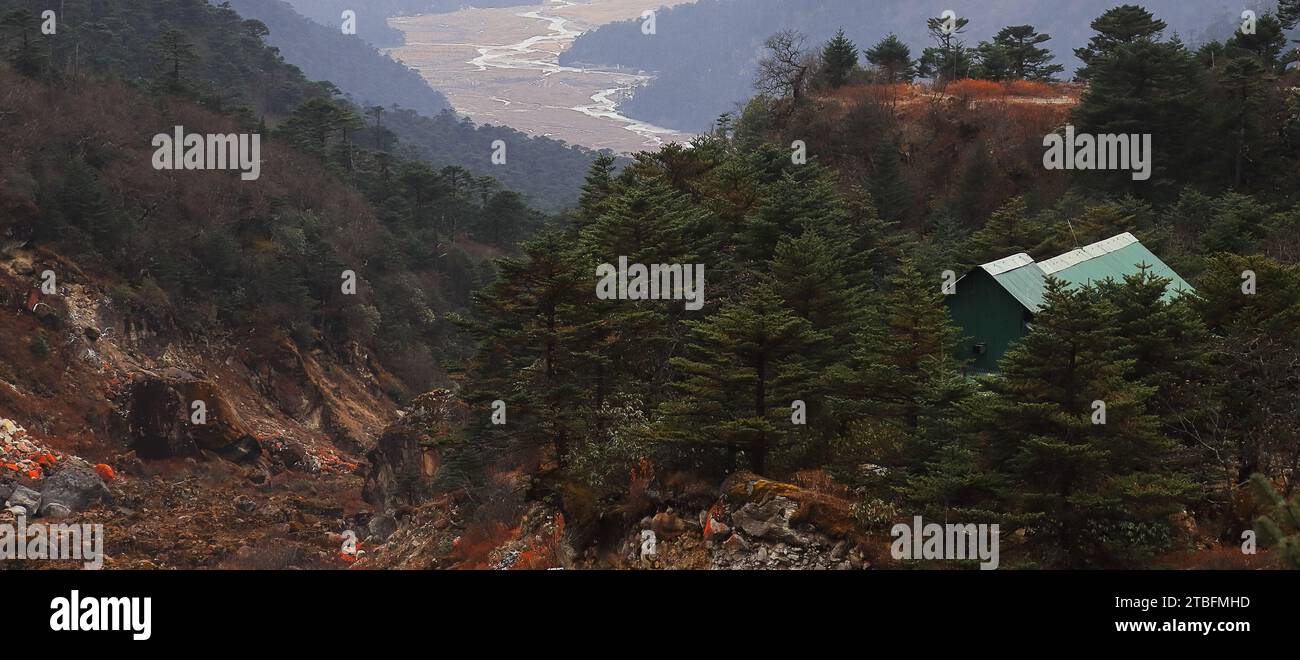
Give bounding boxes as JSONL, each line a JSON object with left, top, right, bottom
{"left": 28, "top": 333, "right": 50, "bottom": 359}
{"left": 966, "top": 197, "right": 1056, "bottom": 264}
{"left": 974, "top": 25, "right": 1063, "bottom": 81}
{"left": 1188, "top": 255, "right": 1300, "bottom": 500}
{"left": 662, "top": 285, "right": 825, "bottom": 474}
{"left": 863, "top": 34, "right": 915, "bottom": 83}
{"left": 1071, "top": 7, "right": 1205, "bottom": 197}
{"left": 1251, "top": 474, "right": 1300, "bottom": 568}
{"left": 0, "top": 0, "right": 556, "bottom": 398}
{"left": 0, "top": 8, "right": 42, "bottom": 76}
{"left": 829, "top": 259, "right": 970, "bottom": 472}
{"left": 819, "top": 28, "right": 858, "bottom": 89}
{"left": 967, "top": 279, "right": 1194, "bottom": 566}
{"left": 917, "top": 14, "right": 973, "bottom": 83}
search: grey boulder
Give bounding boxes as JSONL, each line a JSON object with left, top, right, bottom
{"left": 6, "top": 484, "right": 41, "bottom": 513}
{"left": 39, "top": 460, "right": 111, "bottom": 514}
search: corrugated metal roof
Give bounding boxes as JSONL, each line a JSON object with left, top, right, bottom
{"left": 981, "top": 252, "right": 1035, "bottom": 276}
{"left": 968, "top": 232, "right": 1194, "bottom": 312}
{"left": 1040, "top": 233, "right": 1139, "bottom": 274}
{"left": 1042, "top": 233, "right": 1194, "bottom": 300}
{"left": 990, "top": 261, "right": 1047, "bottom": 311}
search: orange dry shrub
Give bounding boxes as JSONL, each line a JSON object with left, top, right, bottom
{"left": 450, "top": 521, "right": 518, "bottom": 569}
{"left": 512, "top": 513, "right": 566, "bottom": 570}
{"left": 791, "top": 469, "right": 851, "bottom": 498}
{"left": 1004, "top": 79, "right": 1056, "bottom": 97}
{"left": 946, "top": 79, "right": 1006, "bottom": 101}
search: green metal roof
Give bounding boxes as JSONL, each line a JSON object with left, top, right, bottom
{"left": 968, "top": 232, "right": 1193, "bottom": 313}
{"left": 981, "top": 255, "right": 1048, "bottom": 311}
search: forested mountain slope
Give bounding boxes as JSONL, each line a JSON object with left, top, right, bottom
{"left": 223, "top": 0, "right": 451, "bottom": 117}
{"left": 220, "top": 0, "right": 601, "bottom": 210}
{"left": 562, "top": 0, "right": 1248, "bottom": 131}
{"left": 378, "top": 3, "right": 1300, "bottom": 570}
{"left": 0, "top": 0, "right": 555, "bottom": 390}
{"left": 0, "top": 0, "right": 572, "bottom": 567}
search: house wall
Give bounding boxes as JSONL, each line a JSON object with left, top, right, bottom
{"left": 946, "top": 270, "right": 1032, "bottom": 372}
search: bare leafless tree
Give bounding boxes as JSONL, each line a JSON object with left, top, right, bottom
{"left": 754, "top": 30, "right": 814, "bottom": 106}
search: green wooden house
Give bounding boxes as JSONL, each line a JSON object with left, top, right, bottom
{"left": 946, "top": 232, "right": 1193, "bottom": 372}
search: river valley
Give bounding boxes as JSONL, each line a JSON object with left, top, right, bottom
{"left": 386, "top": 0, "right": 695, "bottom": 154}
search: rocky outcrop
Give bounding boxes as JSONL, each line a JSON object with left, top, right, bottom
{"left": 605, "top": 472, "right": 871, "bottom": 570}
{"left": 126, "top": 371, "right": 261, "bottom": 461}
{"left": 362, "top": 389, "right": 467, "bottom": 513}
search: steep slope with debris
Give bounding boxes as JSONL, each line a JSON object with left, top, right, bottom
{"left": 0, "top": 239, "right": 403, "bottom": 569}
{"left": 351, "top": 389, "right": 883, "bottom": 570}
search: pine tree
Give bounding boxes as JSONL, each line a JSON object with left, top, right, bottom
{"left": 1073, "top": 5, "right": 1168, "bottom": 80}
{"left": 768, "top": 230, "right": 862, "bottom": 350}
{"left": 579, "top": 176, "right": 708, "bottom": 401}
{"left": 973, "top": 41, "right": 1013, "bottom": 81}
{"left": 1223, "top": 13, "right": 1287, "bottom": 69}
{"left": 972, "top": 278, "right": 1193, "bottom": 567}
{"left": 863, "top": 34, "right": 915, "bottom": 84}
{"left": 819, "top": 28, "right": 858, "bottom": 89}
{"left": 1191, "top": 255, "right": 1300, "bottom": 490}
{"left": 576, "top": 154, "right": 618, "bottom": 229}
{"left": 662, "top": 285, "right": 825, "bottom": 474}
{"left": 1, "top": 10, "right": 42, "bottom": 77}
{"left": 967, "top": 196, "right": 1054, "bottom": 264}
{"left": 149, "top": 26, "right": 199, "bottom": 94}
{"left": 1072, "top": 9, "right": 1205, "bottom": 195}
{"left": 917, "top": 14, "right": 973, "bottom": 83}
{"left": 284, "top": 98, "right": 360, "bottom": 160}
{"left": 741, "top": 163, "right": 849, "bottom": 261}
{"left": 989, "top": 25, "right": 1063, "bottom": 81}
{"left": 1208, "top": 56, "right": 1275, "bottom": 189}
{"left": 1250, "top": 474, "right": 1300, "bottom": 568}
{"left": 868, "top": 141, "right": 911, "bottom": 225}
{"left": 829, "top": 259, "right": 968, "bottom": 469}
{"left": 460, "top": 229, "right": 595, "bottom": 470}
{"left": 767, "top": 230, "right": 866, "bottom": 463}
{"left": 1095, "top": 268, "right": 1211, "bottom": 496}
{"left": 1097, "top": 267, "right": 1210, "bottom": 404}
{"left": 1282, "top": 0, "right": 1300, "bottom": 29}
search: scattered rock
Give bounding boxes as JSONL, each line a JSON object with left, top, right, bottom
{"left": 731, "top": 497, "right": 810, "bottom": 546}
{"left": 41, "top": 503, "right": 72, "bottom": 519}
{"left": 703, "top": 516, "right": 730, "bottom": 542}
{"left": 368, "top": 511, "right": 397, "bottom": 541}
{"left": 721, "top": 533, "right": 749, "bottom": 555}
{"left": 32, "top": 301, "right": 62, "bottom": 327}
{"left": 7, "top": 484, "right": 41, "bottom": 513}
{"left": 652, "top": 510, "right": 686, "bottom": 540}
{"left": 831, "top": 540, "right": 848, "bottom": 560}
{"left": 84, "top": 326, "right": 101, "bottom": 342}
{"left": 40, "top": 460, "right": 111, "bottom": 513}
{"left": 113, "top": 452, "right": 144, "bottom": 476}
